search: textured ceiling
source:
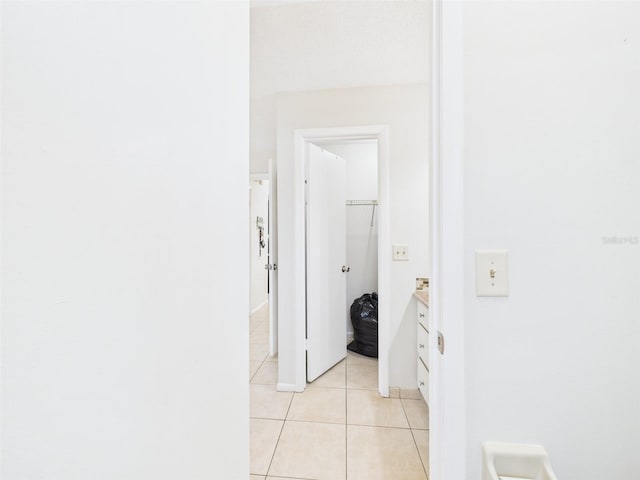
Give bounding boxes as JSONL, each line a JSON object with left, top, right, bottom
{"left": 250, "top": 1, "right": 431, "bottom": 172}
{"left": 251, "top": 1, "right": 430, "bottom": 97}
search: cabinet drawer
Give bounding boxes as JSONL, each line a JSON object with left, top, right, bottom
{"left": 417, "top": 358, "right": 429, "bottom": 404}
{"left": 417, "top": 302, "right": 428, "bottom": 329}
{"left": 417, "top": 323, "right": 429, "bottom": 366}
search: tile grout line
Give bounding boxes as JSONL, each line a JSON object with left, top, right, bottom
{"left": 400, "top": 398, "right": 429, "bottom": 479}
{"left": 249, "top": 307, "right": 274, "bottom": 478}
{"left": 249, "top": 348, "right": 269, "bottom": 383}
{"left": 411, "top": 428, "right": 430, "bottom": 480}
{"left": 344, "top": 355, "right": 351, "bottom": 479}
{"left": 264, "top": 385, "right": 296, "bottom": 478}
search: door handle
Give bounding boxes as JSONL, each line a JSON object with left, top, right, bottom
{"left": 341, "top": 265, "right": 350, "bottom": 273}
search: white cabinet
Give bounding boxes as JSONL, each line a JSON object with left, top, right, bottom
{"left": 416, "top": 299, "right": 429, "bottom": 405}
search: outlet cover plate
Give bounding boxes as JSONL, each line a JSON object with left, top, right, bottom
{"left": 393, "top": 244, "right": 409, "bottom": 261}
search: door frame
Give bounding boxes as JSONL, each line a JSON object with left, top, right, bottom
{"left": 249, "top": 173, "right": 269, "bottom": 314}
{"left": 249, "top": 171, "right": 277, "bottom": 357}
{"left": 292, "top": 125, "right": 390, "bottom": 397}
{"left": 431, "top": 0, "right": 466, "bottom": 478}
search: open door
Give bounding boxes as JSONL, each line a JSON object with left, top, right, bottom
{"left": 306, "top": 144, "right": 348, "bottom": 382}
{"left": 267, "top": 158, "right": 278, "bottom": 357}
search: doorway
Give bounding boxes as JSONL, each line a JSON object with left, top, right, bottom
{"left": 293, "top": 125, "right": 390, "bottom": 397}
{"left": 305, "top": 140, "right": 379, "bottom": 386}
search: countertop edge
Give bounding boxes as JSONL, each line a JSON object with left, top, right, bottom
{"left": 413, "top": 291, "right": 429, "bottom": 307}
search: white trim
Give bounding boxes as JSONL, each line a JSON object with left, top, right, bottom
{"left": 292, "top": 125, "right": 390, "bottom": 397}
{"left": 431, "top": 1, "right": 466, "bottom": 479}
{"left": 267, "top": 158, "right": 278, "bottom": 358}
{"left": 250, "top": 172, "right": 269, "bottom": 181}
{"left": 250, "top": 299, "right": 268, "bottom": 316}
{"left": 276, "top": 382, "right": 304, "bottom": 393}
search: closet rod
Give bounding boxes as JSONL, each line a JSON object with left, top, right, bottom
{"left": 345, "top": 200, "right": 378, "bottom": 227}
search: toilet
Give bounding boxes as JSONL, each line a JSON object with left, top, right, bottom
{"left": 482, "top": 442, "right": 558, "bottom": 480}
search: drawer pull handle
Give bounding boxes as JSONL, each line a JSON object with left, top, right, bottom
{"left": 419, "top": 381, "right": 424, "bottom": 386}
{"left": 419, "top": 344, "right": 424, "bottom": 349}
{"left": 419, "top": 313, "right": 425, "bottom": 318}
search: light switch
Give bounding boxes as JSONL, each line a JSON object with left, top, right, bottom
{"left": 392, "top": 244, "right": 409, "bottom": 261}
{"left": 475, "top": 250, "right": 509, "bottom": 297}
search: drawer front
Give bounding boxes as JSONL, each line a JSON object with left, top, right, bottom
{"left": 417, "top": 358, "right": 429, "bottom": 404}
{"left": 417, "top": 323, "right": 429, "bottom": 367}
{"left": 417, "top": 302, "right": 428, "bottom": 329}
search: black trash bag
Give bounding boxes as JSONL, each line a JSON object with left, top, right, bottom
{"left": 347, "top": 292, "right": 378, "bottom": 358}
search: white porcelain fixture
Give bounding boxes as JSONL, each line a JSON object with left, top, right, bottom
{"left": 482, "top": 442, "right": 558, "bottom": 480}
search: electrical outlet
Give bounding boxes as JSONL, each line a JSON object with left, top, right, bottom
{"left": 392, "top": 244, "right": 409, "bottom": 261}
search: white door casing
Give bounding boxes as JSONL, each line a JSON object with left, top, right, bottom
{"left": 431, "top": 1, "right": 466, "bottom": 479}
{"left": 286, "top": 126, "right": 390, "bottom": 397}
{"left": 268, "top": 158, "right": 278, "bottom": 357}
{"left": 305, "top": 144, "right": 348, "bottom": 382}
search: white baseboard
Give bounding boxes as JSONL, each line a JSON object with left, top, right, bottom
{"left": 250, "top": 299, "right": 268, "bottom": 316}
{"left": 277, "top": 382, "right": 305, "bottom": 393}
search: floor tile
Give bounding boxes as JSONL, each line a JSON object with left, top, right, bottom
{"left": 389, "top": 387, "right": 400, "bottom": 398}
{"left": 400, "top": 388, "right": 422, "bottom": 400}
{"left": 264, "top": 353, "right": 278, "bottom": 363}
{"left": 347, "top": 389, "right": 409, "bottom": 428}
{"left": 346, "top": 363, "right": 378, "bottom": 390}
{"left": 250, "top": 475, "right": 265, "bottom": 480}
{"left": 268, "top": 421, "right": 346, "bottom": 480}
{"left": 251, "top": 315, "right": 268, "bottom": 325}
{"left": 347, "top": 425, "right": 427, "bottom": 480}
{"left": 250, "top": 342, "right": 270, "bottom": 362}
{"left": 251, "top": 361, "right": 278, "bottom": 385}
{"left": 287, "top": 387, "right": 346, "bottom": 424}
{"left": 250, "top": 384, "right": 293, "bottom": 420}
{"left": 307, "top": 359, "right": 346, "bottom": 389}
{"left": 347, "top": 350, "right": 378, "bottom": 366}
{"left": 251, "top": 304, "right": 269, "bottom": 320}
{"left": 266, "top": 477, "right": 308, "bottom": 480}
{"left": 249, "top": 361, "right": 263, "bottom": 380}
{"left": 250, "top": 329, "right": 270, "bottom": 344}
{"left": 250, "top": 418, "right": 283, "bottom": 475}
{"left": 254, "top": 321, "right": 270, "bottom": 334}
{"left": 412, "top": 428, "right": 430, "bottom": 474}
{"left": 402, "top": 398, "right": 429, "bottom": 430}
{"left": 250, "top": 319, "right": 267, "bottom": 333}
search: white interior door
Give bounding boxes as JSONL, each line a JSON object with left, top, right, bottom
{"left": 268, "top": 158, "right": 278, "bottom": 357}
{"left": 306, "top": 144, "right": 347, "bottom": 382}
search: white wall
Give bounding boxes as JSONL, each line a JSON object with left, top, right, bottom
{"left": 250, "top": 1, "right": 430, "bottom": 173}
{"left": 277, "top": 85, "right": 430, "bottom": 389}
{"left": 463, "top": 2, "right": 640, "bottom": 479}
{"left": 250, "top": 180, "right": 270, "bottom": 312}
{"left": 1, "top": 3, "right": 249, "bottom": 479}
{"left": 323, "top": 143, "right": 378, "bottom": 337}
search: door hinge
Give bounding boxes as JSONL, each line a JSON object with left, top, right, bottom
{"left": 304, "top": 339, "right": 309, "bottom": 350}
{"left": 437, "top": 331, "right": 445, "bottom": 355}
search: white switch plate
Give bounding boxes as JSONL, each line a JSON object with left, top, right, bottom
{"left": 392, "top": 244, "right": 409, "bottom": 261}
{"left": 475, "top": 249, "right": 509, "bottom": 297}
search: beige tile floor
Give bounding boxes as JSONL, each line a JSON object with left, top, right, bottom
{"left": 249, "top": 304, "right": 430, "bottom": 480}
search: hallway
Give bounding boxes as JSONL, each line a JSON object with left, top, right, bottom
{"left": 249, "top": 304, "right": 429, "bottom": 480}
